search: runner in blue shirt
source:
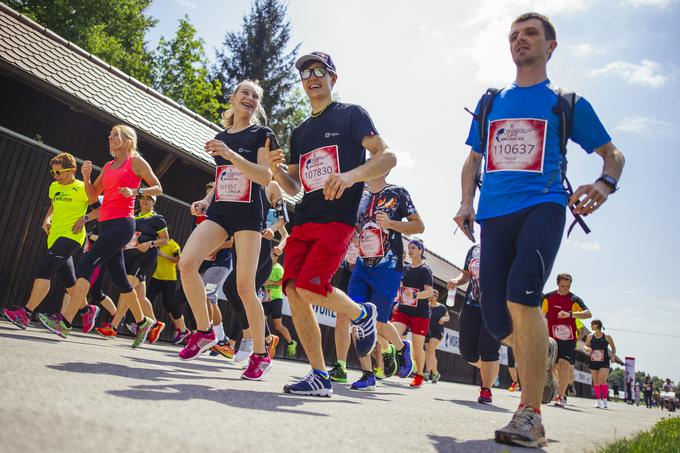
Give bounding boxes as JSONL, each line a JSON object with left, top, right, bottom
{"left": 453, "top": 12, "right": 625, "bottom": 448}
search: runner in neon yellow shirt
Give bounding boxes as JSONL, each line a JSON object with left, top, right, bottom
{"left": 3, "top": 152, "right": 98, "bottom": 329}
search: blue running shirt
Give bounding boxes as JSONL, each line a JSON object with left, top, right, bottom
{"left": 465, "top": 80, "right": 611, "bottom": 221}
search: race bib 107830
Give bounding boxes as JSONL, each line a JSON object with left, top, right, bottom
{"left": 299, "top": 145, "right": 340, "bottom": 193}
{"left": 487, "top": 118, "right": 546, "bottom": 173}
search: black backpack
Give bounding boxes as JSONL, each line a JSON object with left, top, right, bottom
{"left": 465, "top": 86, "right": 590, "bottom": 236}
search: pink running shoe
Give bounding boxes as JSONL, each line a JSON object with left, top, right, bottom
{"left": 81, "top": 305, "right": 100, "bottom": 333}
{"left": 241, "top": 354, "right": 272, "bottom": 381}
{"left": 3, "top": 307, "right": 30, "bottom": 329}
{"left": 179, "top": 330, "right": 217, "bottom": 361}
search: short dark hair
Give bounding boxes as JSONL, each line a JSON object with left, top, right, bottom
{"left": 591, "top": 319, "right": 603, "bottom": 330}
{"left": 557, "top": 273, "right": 572, "bottom": 284}
{"left": 512, "top": 12, "right": 557, "bottom": 41}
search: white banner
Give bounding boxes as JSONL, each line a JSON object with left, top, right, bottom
{"left": 435, "top": 328, "right": 508, "bottom": 364}
{"left": 280, "top": 296, "right": 337, "bottom": 328}
{"left": 574, "top": 369, "right": 593, "bottom": 385}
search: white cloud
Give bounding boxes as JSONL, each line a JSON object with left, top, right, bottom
{"left": 589, "top": 59, "right": 668, "bottom": 87}
{"left": 566, "top": 240, "right": 602, "bottom": 251}
{"left": 615, "top": 116, "right": 673, "bottom": 135}
{"left": 176, "top": 0, "right": 196, "bottom": 8}
{"left": 622, "top": 0, "right": 678, "bottom": 8}
{"left": 392, "top": 149, "right": 416, "bottom": 169}
{"left": 569, "top": 43, "right": 605, "bottom": 57}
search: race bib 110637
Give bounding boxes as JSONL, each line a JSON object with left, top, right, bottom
{"left": 215, "top": 165, "right": 252, "bottom": 203}
{"left": 487, "top": 118, "right": 547, "bottom": 173}
{"left": 299, "top": 145, "right": 340, "bottom": 193}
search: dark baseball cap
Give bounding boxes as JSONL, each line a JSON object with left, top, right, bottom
{"left": 295, "top": 51, "right": 337, "bottom": 72}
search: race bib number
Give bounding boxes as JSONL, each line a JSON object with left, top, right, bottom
{"left": 487, "top": 118, "right": 546, "bottom": 173}
{"left": 399, "top": 287, "right": 419, "bottom": 307}
{"left": 124, "top": 231, "right": 141, "bottom": 250}
{"left": 591, "top": 349, "right": 604, "bottom": 362}
{"left": 344, "top": 240, "right": 359, "bottom": 265}
{"left": 552, "top": 324, "right": 574, "bottom": 341}
{"left": 359, "top": 228, "right": 384, "bottom": 258}
{"left": 215, "top": 165, "right": 252, "bottom": 203}
{"left": 299, "top": 145, "right": 340, "bottom": 193}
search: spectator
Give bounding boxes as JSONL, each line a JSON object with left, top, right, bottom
{"left": 643, "top": 376, "right": 653, "bottom": 409}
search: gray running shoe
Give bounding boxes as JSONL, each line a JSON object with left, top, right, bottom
{"left": 495, "top": 405, "right": 547, "bottom": 448}
{"left": 542, "top": 337, "right": 558, "bottom": 404}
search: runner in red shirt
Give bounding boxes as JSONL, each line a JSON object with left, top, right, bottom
{"left": 541, "top": 273, "right": 591, "bottom": 407}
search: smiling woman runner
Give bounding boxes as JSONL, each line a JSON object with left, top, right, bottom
{"left": 38, "top": 125, "right": 163, "bottom": 348}
{"left": 585, "top": 319, "right": 616, "bottom": 409}
{"left": 3, "top": 152, "right": 99, "bottom": 329}
{"left": 177, "top": 80, "right": 279, "bottom": 378}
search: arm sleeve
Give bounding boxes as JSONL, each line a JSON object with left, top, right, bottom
{"left": 261, "top": 127, "right": 280, "bottom": 151}
{"left": 572, "top": 295, "right": 588, "bottom": 311}
{"left": 289, "top": 127, "right": 299, "bottom": 164}
{"left": 155, "top": 215, "right": 168, "bottom": 233}
{"left": 351, "top": 105, "right": 379, "bottom": 144}
{"left": 541, "top": 297, "right": 549, "bottom": 315}
{"left": 270, "top": 265, "right": 284, "bottom": 282}
{"left": 464, "top": 98, "right": 483, "bottom": 153}
{"left": 463, "top": 247, "right": 474, "bottom": 271}
{"left": 570, "top": 97, "right": 612, "bottom": 154}
{"left": 423, "top": 265, "right": 434, "bottom": 287}
{"left": 398, "top": 188, "right": 417, "bottom": 218}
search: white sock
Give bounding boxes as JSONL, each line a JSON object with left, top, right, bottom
{"left": 214, "top": 323, "right": 226, "bottom": 342}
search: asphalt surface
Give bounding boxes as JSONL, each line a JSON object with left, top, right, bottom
{"left": 0, "top": 320, "right": 675, "bottom": 453}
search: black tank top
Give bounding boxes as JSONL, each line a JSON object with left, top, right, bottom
{"left": 590, "top": 333, "right": 610, "bottom": 363}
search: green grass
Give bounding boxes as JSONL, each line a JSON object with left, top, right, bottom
{"left": 597, "top": 417, "right": 680, "bottom": 453}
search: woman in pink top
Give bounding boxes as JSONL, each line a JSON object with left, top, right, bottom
{"left": 39, "top": 125, "right": 163, "bottom": 348}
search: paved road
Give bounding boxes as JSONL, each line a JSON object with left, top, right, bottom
{"left": 0, "top": 321, "right": 675, "bottom": 453}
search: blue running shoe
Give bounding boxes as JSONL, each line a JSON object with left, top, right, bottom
{"left": 352, "top": 303, "right": 377, "bottom": 357}
{"left": 283, "top": 370, "right": 333, "bottom": 397}
{"left": 397, "top": 340, "right": 415, "bottom": 378}
{"left": 351, "top": 371, "right": 377, "bottom": 391}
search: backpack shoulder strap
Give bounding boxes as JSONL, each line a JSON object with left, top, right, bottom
{"left": 464, "top": 88, "right": 501, "bottom": 189}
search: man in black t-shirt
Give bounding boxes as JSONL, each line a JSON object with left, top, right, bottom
{"left": 266, "top": 51, "right": 397, "bottom": 397}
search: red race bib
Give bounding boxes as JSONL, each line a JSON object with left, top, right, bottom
{"left": 399, "top": 287, "right": 419, "bottom": 307}
{"left": 552, "top": 324, "right": 574, "bottom": 341}
{"left": 215, "top": 165, "right": 252, "bottom": 203}
{"left": 359, "top": 228, "right": 384, "bottom": 258}
{"left": 590, "top": 349, "right": 604, "bottom": 362}
{"left": 124, "top": 231, "right": 142, "bottom": 250}
{"left": 487, "top": 118, "right": 547, "bottom": 173}
{"left": 299, "top": 145, "right": 340, "bottom": 193}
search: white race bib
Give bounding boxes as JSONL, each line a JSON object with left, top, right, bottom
{"left": 299, "top": 145, "right": 340, "bottom": 193}
{"left": 552, "top": 324, "right": 574, "bottom": 341}
{"left": 487, "top": 118, "right": 547, "bottom": 173}
{"left": 359, "top": 228, "right": 384, "bottom": 258}
{"left": 344, "top": 241, "right": 359, "bottom": 265}
{"left": 399, "top": 286, "right": 419, "bottom": 307}
{"left": 591, "top": 349, "right": 605, "bottom": 362}
{"left": 124, "top": 231, "right": 141, "bottom": 250}
{"left": 215, "top": 165, "right": 252, "bottom": 203}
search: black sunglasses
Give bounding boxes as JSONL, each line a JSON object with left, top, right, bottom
{"left": 300, "top": 67, "right": 332, "bottom": 80}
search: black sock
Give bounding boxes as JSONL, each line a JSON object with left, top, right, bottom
{"left": 62, "top": 318, "right": 72, "bottom": 328}
{"left": 79, "top": 306, "right": 89, "bottom": 316}
{"left": 255, "top": 352, "right": 268, "bottom": 358}
{"left": 136, "top": 318, "right": 147, "bottom": 327}
{"left": 199, "top": 327, "right": 213, "bottom": 335}
{"left": 24, "top": 307, "right": 33, "bottom": 317}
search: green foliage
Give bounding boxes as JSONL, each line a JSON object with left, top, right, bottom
{"left": 596, "top": 417, "right": 680, "bottom": 453}
{"left": 152, "top": 16, "right": 225, "bottom": 124}
{"left": 6, "top": 0, "right": 157, "bottom": 84}
{"left": 212, "top": 0, "right": 303, "bottom": 149}
{"left": 608, "top": 366, "right": 625, "bottom": 388}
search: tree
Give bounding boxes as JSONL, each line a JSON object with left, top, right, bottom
{"left": 6, "top": 0, "right": 157, "bottom": 84}
{"left": 153, "top": 16, "right": 225, "bottom": 124}
{"left": 212, "top": 0, "right": 302, "bottom": 149}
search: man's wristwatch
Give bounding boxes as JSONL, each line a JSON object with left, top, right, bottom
{"left": 596, "top": 175, "right": 618, "bottom": 193}
{"left": 150, "top": 240, "right": 155, "bottom": 248}
{"left": 138, "top": 187, "right": 145, "bottom": 196}
{"left": 83, "top": 215, "right": 90, "bottom": 222}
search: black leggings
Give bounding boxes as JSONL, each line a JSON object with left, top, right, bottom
{"left": 124, "top": 247, "right": 159, "bottom": 281}
{"left": 36, "top": 237, "right": 81, "bottom": 288}
{"left": 223, "top": 239, "right": 272, "bottom": 333}
{"left": 147, "top": 278, "right": 184, "bottom": 319}
{"left": 76, "top": 218, "right": 135, "bottom": 293}
{"left": 459, "top": 303, "right": 501, "bottom": 363}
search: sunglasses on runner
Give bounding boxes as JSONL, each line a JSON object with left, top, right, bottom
{"left": 50, "top": 168, "right": 74, "bottom": 176}
{"left": 299, "top": 67, "right": 333, "bottom": 80}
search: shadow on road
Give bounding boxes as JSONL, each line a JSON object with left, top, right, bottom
{"left": 124, "top": 356, "right": 227, "bottom": 373}
{"left": 435, "top": 398, "right": 512, "bottom": 413}
{"left": 107, "top": 383, "right": 358, "bottom": 417}
{"left": 0, "top": 329, "right": 61, "bottom": 345}
{"left": 46, "top": 361, "right": 231, "bottom": 383}
{"left": 428, "top": 434, "right": 556, "bottom": 452}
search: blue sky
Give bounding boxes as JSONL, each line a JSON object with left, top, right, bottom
{"left": 147, "top": 0, "right": 680, "bottom": 380}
